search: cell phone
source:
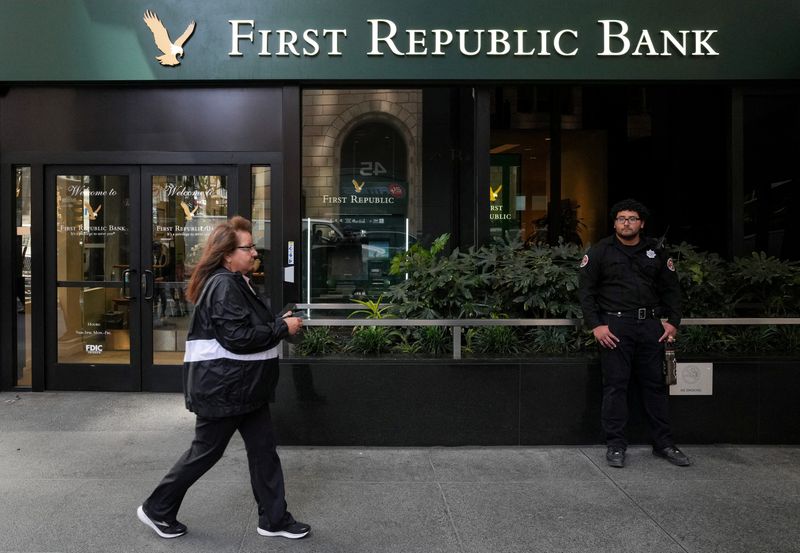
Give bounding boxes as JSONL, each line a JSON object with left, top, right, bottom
{"left": 278, "top": 303, "right": 296, "bottom": 317}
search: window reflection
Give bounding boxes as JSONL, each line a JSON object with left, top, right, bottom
{"left": 251, "top": 166, "right": 271, "bottom": 297}
{"left": 56, "top": 174, "right": 131, "bottom": 365}
{"left": 151, "top": 175, "right": 228, "bottom": 365}
{"left": 56, "top": 175, "right": 130, "bottom": 282}
{"left": 15, "top": 167, "right": 32, "bottom": 386}
{"left": 302, "top": 93, "right": 421, "bottom": 303}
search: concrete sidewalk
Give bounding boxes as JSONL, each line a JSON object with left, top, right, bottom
{"left": 1, "top": 392, "right": 799, "bottom": 553}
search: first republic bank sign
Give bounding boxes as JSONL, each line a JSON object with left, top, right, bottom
{"left": 1, "top": 0, "right": 799, "bottom": 81}
{"left": 227, "top": 19, "right": 719, "bottom": 59}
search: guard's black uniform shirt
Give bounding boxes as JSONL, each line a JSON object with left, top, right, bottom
{"left": 578, "top": 235, "right": 682, "bottom": 328}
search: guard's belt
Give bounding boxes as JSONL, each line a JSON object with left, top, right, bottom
{"left": 605, "top": 308, "right": 661, "bottom": 320}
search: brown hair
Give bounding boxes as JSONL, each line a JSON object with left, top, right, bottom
{"left": 185, "top": 216, "right": 252, "bottom": 303}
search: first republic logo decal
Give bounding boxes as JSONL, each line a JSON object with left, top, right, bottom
{"left": 143, "top": 10, "right": 196, "bottom": 66}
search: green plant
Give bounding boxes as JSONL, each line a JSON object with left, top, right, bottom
{"left": 465, "top": 324, "right": 523, "bottom": 356}
{"left": 346, "top": 325, "right": 400, "bottom": 355}
{"left": 393, "top": 329, "right": 422, "bottom": 355}
{"left": 388, "top": 233, "right": 583, "bottom": 320}
{"left": 526, "top": 326, "right": 583, "bottom": 354}
{"left": 411, "top": 326, "right": 452, "bottom": 356}
{"left": 678, "top": 326, "right": 732, "bottom": 354}
{"left": 729, "top": 252, "right": 800, "bottom": 315}
{"left": 348, "top": 294, "right": 395, "bottom": 319}
{"left": 773, "top": 326, "right": 800, "bottom": 352}
{"left": 389, "top": 234, "right": 493, "bottom": 318}
{"left": 670, "top": 242, "right": 732, "bottom": 317}
{"left": 294, "top": 327, "right": 341, "bottom": 356}
{"left": 724, "top": 325, "right": 778, "bottom": 354}
{"left": 478, "top": 236, "right": 583, "bottom": 318}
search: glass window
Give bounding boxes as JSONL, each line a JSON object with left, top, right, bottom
{"left": 56, "top": 174, "right": 132, "bottom": 365}
{"left": 15, "top": 167, "right": 32, "bottom": 386}
{"left": 301, "top": 90, "right": 422, "bottom": 304}
{"left": 490, "top": 85, "right": 608, "bottom": 247}
{"left": 742, "top": 94, "right": 800, "bottom": 259}
{"left": 251, "top": 166, "right": 271, "bottom": 296}
{"left": 489, "top": 154, "right": 524, "bottom": 240}
{"left": 151, "top": 174, "right": 228, "bottom": 365}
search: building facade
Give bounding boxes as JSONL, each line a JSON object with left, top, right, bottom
{"left": 1, "top": 0, "right": 799, "bottom": 394}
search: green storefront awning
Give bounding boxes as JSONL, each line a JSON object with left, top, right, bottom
{"left": 2, "top": 0, "right": 799, "bottom": 82}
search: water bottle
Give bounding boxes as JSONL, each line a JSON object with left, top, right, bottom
{"left": 664, "top": 341, "right": 677, "bottom": 386}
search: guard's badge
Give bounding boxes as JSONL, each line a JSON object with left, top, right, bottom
{"left": 579, "top": 254, "right": 589, "bottom": 268}
{"left": 667, "top": 258, "right": 675, "bottom": 272}
{"left": 646, "top": 249, "right": 656, "bottom": 259}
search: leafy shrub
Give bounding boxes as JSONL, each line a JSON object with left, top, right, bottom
{"left": 287, "top": 234, "right": 800, "bottom": 358}
{"left": 525, "top": 326, "right": 584, "bottom": 354}
{"left": 724, "top": 325, "right": 778, "bottom": 354}
{"left": 346, "top": 326, "right": 400, "bottom": 355}
{"left": 773, "top": 326, "right": 800, "bottom": 352}
{"left": 411, "top": 326, "right": 452, "bottom": 356}
{"left": 389, "top": 234, "right": 493, "bottom": 318}
{"left": 677, "top": 326, "right": 732, "bottom": 354}
{"left": 348, "top": 295, "right": 395, "bottom": 319}
{"left": 388, "top": 233, "right": 582, "bottom": 319}
{"left": 670, "top": 242, "right": 732, "bottom": 317}
{"left": 465, "top": 325, "right": 523, "bottom": 356}
{"left": 729, "top": 252, "right": 800, "bottom": 315}
{"left": 294, "top": 327, "right": 342, "bottom": 356}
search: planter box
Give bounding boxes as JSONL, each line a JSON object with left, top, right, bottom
{"left": 271, "top": 356, "right": 800, "bottom": 446}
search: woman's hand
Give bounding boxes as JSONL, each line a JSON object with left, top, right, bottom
{"left": 284, "top": 316, "right": 304, "bottom": 335}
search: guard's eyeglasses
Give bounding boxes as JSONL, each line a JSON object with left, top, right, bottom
{"left": 236, "top": 244, "right": 257, "bottom": 251}
{"left": 615, "top": 216, "right": 641, "bottom": 224}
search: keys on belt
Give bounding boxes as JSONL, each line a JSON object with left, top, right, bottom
{"left": 606, "top": 308, "right": 658, "bottom": 320}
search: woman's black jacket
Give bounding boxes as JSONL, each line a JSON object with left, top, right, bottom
{"left": 183, "top": 268, "right": 289, "bottom": 418}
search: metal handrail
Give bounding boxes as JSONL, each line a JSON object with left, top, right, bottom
{"left": 292, "top": 304, "right": 800, "bottom": 359}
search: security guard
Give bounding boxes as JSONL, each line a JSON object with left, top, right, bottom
{"left": 578, "top": 198, "right": 690, "bottom": 468}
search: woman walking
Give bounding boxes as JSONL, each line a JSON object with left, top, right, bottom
{"left": 137, "top": 216, "right": 309, "bottom": 540}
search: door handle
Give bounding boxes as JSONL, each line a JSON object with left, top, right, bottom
{"left": 142, "top": 270, "right": 154, "bottom": 301}
{"left": 122, "top": 268, "right": 136, "bottom": 299}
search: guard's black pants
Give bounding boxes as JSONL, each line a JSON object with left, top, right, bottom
{"left": 144, "top": 404, "right": 294, "bottom": 531}
{"left": 600, "top": 317, "right": 673, "bottom": 450}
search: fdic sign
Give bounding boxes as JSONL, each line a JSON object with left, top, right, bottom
{"left": 86, "top": 344, "right": 104, "bottom": 355}
{"left": 670, "top": 363, "right": 713, "bottom": 396}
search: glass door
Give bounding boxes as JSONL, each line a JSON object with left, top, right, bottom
{"left": 47, "top": 167, "right": 142, "bottom": 390}
{"left": 141, "top": 167, "right": 233, "bottom": 391}
{"left": 46, "top": 166, "right": 236, "bottom": 391}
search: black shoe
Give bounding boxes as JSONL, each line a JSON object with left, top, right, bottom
{"left": 257, "top": 521, "right": 311, "bottom": 539}
{"left": 653, "top": 445, "right": 691, "bottom": 466}
{"left": 606, "top": 446, "right": 626, "bottom": 468}
{"left": 136, "top": 504, "right": 187, "bottom": 538}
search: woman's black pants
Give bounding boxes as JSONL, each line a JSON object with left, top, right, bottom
{"left": 144, "top": 404, "right": 293, "bottom": 531}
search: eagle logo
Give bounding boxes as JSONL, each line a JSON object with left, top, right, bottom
{"left": 180, "top": 201, "right": 199, "bottom": 221}
{"left": 489, "top": 184, "right": 502, "bottom": 202}
{"left": 85, "top": 202, "right": 102, "bottom": 221}
{"left": 143, "top": 10, "right": 196, "bottom": 67}
{"left": 352, "top": 179, "right": 365, "bottom": 193}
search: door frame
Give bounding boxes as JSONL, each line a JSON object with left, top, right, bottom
{"left": 44, "top": 165, "right": 143, "bottom": 391}
{"left": 40, "top": 160, "right": 291, "bottom": 391}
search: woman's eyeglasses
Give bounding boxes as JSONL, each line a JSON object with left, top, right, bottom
{"left": 236, "top": 244, "right": 258, "bottom": 251}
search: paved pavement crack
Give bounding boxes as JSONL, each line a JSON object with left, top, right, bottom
{"left": 429, "top": 451, "right": 466, "bottom": 553}
{"left": 579, "top": 448, "right": 691, "bottom": 553}
{"left": 236, "top": 503, "right": 257, "bottom": 553}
